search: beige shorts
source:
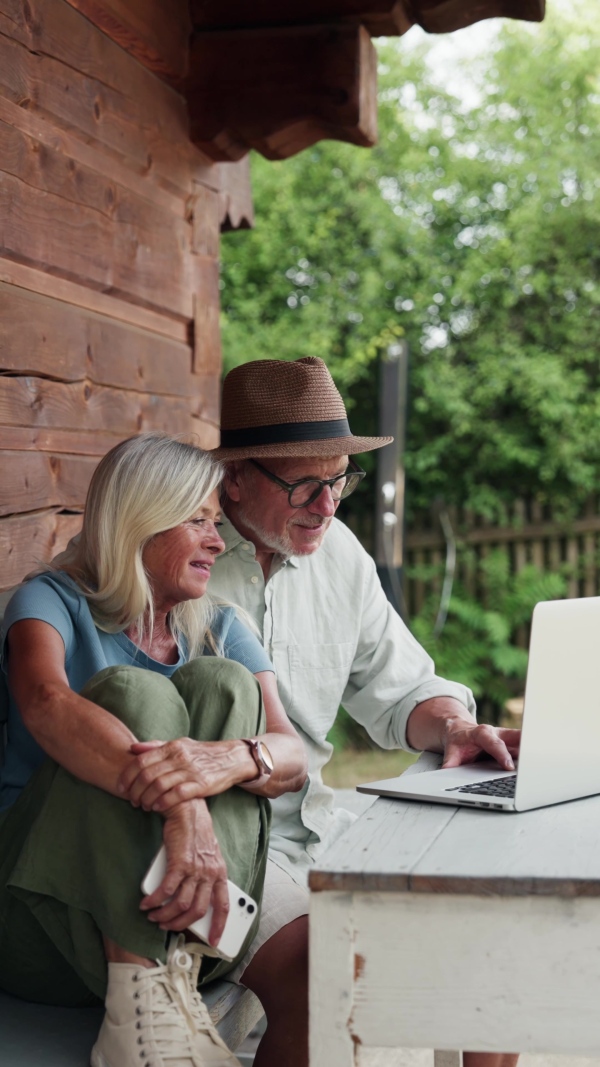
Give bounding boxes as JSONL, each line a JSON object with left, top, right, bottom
{"left": 228, "top": 859, "right": 309, "bottom": 985}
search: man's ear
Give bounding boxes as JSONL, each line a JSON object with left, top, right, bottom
{"left": 223, "top": 462, "right": 243, "bottom": 503}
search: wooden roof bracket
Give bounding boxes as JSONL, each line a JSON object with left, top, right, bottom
{"left": 185, "top": 24, "right": 378, "bottom": 162}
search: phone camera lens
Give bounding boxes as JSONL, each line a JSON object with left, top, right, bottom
{"left": 247, "top": 904, "right": 255, "bottom": 914}
{"left": 238, "top": 897, "right": 246, "bottom": 908}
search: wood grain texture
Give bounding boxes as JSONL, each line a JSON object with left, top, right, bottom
{"left": 410, "top": 794, "right": 600, "bottom": 896}
{"left": 0, "top": 377, "right": 196, "bottom": 435}
{"left": 309, "top": 890, "right": 356, "bottom": 1067}
{"left": 0, "top": 169, "right": 194, "bottom": 318}
{"left": 0, "top": 116, "right": 192, "bottom": 250}
{"left": 309, "top": 799, "right": 456, "bottom": 892}
{"left": 0, "top": 0, "right": 224, "bottom": 571}
{"left": 0, "top": 283, "right": 193, "bottom": 394}
{"left": 348, "top": 891, "right": 600, "bottom": 1054}
{"left": 0, "top": 0, "right": 210, "bottom": 193}
{"left": 0, "top": 261, "right": 190, "bottom": 342}
{"left": 186, "top": 24, "right": 377, "bottom": 162}
{"left": 0, "top": 508, "right": 82, "bottom": 590}
{"left": 0, "top": 26, "right": 150, "bottom": 170}
{"left": 189, "top": 374, "right": 220, "bottom": 428}
{"left": 62, "top": 0, "right": 191, "bottom": 84}
{"left": 0, "top": 80, "right": 245, "bottom": 230}
{"left": 311, "top": 753, "right": 600, "bottom": 897}
{"left": 311, "top": 789, "right": 600, "bottom": 897}
{"left": 0, "top": 426, "right": 127, "bottom": 455}
{"left": 0, "top": 94, "right": 184, "bottom": 218}
{"left": 192, "top": 185, "right": 221, "bottom": 258}
{"left": 217, "top": 157, "right": 255, "bottom": 230}
{"left": 0, "top": 450, "right": 97, "bottom": 517}
{"left": 193, "top": 261, "right": 221, "bottom": 376}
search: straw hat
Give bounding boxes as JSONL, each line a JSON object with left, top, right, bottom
{"left": 210, "top": 357, "right": 393, "bottom": 460}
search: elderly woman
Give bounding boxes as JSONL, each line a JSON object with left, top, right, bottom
{"left": 0, "top": 433, "right": 307, "bottom": 1067}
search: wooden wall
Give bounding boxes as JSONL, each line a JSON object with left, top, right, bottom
{"left": 0, "top": 0, "right": 240, "bottom": 592}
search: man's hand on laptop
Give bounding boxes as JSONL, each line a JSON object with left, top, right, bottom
{"left": 406, "top": 697, "right": 520, "bottom": 772}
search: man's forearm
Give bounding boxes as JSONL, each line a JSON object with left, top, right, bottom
{"left": 405, "top": 696, "right": 475, "bottom": 752}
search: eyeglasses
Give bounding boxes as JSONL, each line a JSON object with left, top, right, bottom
{"left": 249, "top": 458, "right": 366, "bottom": 508}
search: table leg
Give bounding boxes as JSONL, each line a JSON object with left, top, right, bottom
{"left": 310, "top": 891, "right": 356, "bottom": 1066}
{"left": 434, "top": 1052, "right": 462, "bottom": 1067}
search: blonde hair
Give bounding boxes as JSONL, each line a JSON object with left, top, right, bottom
{"left": 51, "top": 433, "right": 224, "bottom": 658}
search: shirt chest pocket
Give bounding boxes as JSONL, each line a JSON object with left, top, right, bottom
{"left": 287, "top": 642, "right": 354, "bottom": 737}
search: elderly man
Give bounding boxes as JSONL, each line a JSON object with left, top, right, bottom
{"left": 209, "top": 356, "right": 519, "bottom": 1067}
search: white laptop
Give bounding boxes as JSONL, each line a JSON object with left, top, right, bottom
{"left": 358, "top": 595, "right": 600, "bottom": 812}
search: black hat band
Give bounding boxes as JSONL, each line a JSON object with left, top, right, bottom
{"left": 220, "top": 418, "right": 352, "bottom": 448}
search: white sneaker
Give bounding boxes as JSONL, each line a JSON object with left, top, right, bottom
{"left": 91, "top": 936, "right": 240, "bottom": 1067}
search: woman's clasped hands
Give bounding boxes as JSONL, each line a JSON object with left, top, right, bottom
{"left": 118, "top": 736, "right": 249, "bottom": 813}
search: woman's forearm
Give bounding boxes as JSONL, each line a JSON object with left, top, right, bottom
{"left": 8, "top": 619, "right": 138, "bottom": 795}
{"left": 19, "top": 679, "right": 138, "bottom": 795}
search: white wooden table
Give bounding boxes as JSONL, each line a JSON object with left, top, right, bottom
{"left": 309, "top": 753, "right": 600, "bottom": 1066}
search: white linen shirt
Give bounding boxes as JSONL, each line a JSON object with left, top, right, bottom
{"left": 210, "top": 515, "right": 476, "bottom": 885}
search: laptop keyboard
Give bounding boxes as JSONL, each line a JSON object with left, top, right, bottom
{"left": 451, "top": 775, "right": 517, "bottom": 798}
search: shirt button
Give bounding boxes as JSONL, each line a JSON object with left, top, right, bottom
{"left": 250, "top": 576, "right": 259, "bottom": 584}
{"left": 241, "top": 543, "right": 251, "bottom": 550}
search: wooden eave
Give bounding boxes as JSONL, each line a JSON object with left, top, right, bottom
{"left": 189, "top": 1, "right": 545, "bottom": 38}
{"left": 63, "top": 0, "right": 545, "bottom": 165}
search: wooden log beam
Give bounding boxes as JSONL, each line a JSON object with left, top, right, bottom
{"left": 186, "top": 24, "right": 377, "bottom": 162}
{"left": 189, "top": 0, "right": 412, "bottom": 36}
{"left": 0, "top": 377, "right": 196, "bottom": 437}
{"left": 0, "top": 420, "right": 219, "bottom": 458}
{"left": 0, "top": 283, "right": 193, "bottom": 394}
{"left": 0, "top": 261, "right": 190, "bottom": 344}
{"left": 189, "top": 1, "right": 545, "bottom": 37}
{"left": 61, "top": 0, "right": 191, "bottom": 84}
{"left": 0, "top": 0, "right": 207, "bottom": 199}
{"left": 406, "top": 0, "right": 545, "bottom": 34}
{"left": 0, "top": 451, "right": 98, "bottom": 518}
{"left": 0, "top": 508, "right": 83, "bottom": 590}
{"left": 0, "top": 167, "right": 195, "bottom": 319}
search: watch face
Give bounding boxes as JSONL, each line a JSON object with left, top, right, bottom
{"left": 257, "top": 740, "right": 274, "bottom": 774}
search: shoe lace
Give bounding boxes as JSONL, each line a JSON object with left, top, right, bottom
{"left": 169, "top": 940, "right": 236, "bottom": 1060}
{"left": 133, "top": 941, "right": 208, "bottom": 1064}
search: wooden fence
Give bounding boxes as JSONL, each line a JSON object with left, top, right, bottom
{"left": 344, "top": 496, "right": 600, "bottom": 618}
{"left": 403, "top": 497, "right": 600, "bottom": 617}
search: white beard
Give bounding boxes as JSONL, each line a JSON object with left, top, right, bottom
{"left": 235, "top": 500, "right": 331, "bottom": 558}
{"left": 234, "top": 500, "right": 297, "bottom": 558}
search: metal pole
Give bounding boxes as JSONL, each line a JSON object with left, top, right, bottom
{"left": 375, "top": 340, "right": 409, "bottom": 619}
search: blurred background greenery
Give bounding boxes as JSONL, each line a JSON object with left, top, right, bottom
{"left": 220, "top": 3, "right": 599, "bottom": 771}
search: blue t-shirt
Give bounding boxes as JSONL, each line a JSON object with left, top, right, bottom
{"left": 0, "top": 573, "right": 273, "bottom": 811}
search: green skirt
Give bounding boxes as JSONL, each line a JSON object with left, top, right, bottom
{"left": 0, "top": 658, "right": 270, "bottom": 1005}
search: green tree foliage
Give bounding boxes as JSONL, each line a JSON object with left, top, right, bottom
{"left": 220, "top": 6, "right": 600, "bottom": 523}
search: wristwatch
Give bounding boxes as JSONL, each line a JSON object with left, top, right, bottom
{"left": 242, "top": 738, "right": 274, "bottom": 779}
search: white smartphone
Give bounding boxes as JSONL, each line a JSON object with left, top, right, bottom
{"left": 141, "top": 845, "right": 258, "bottom": 961}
